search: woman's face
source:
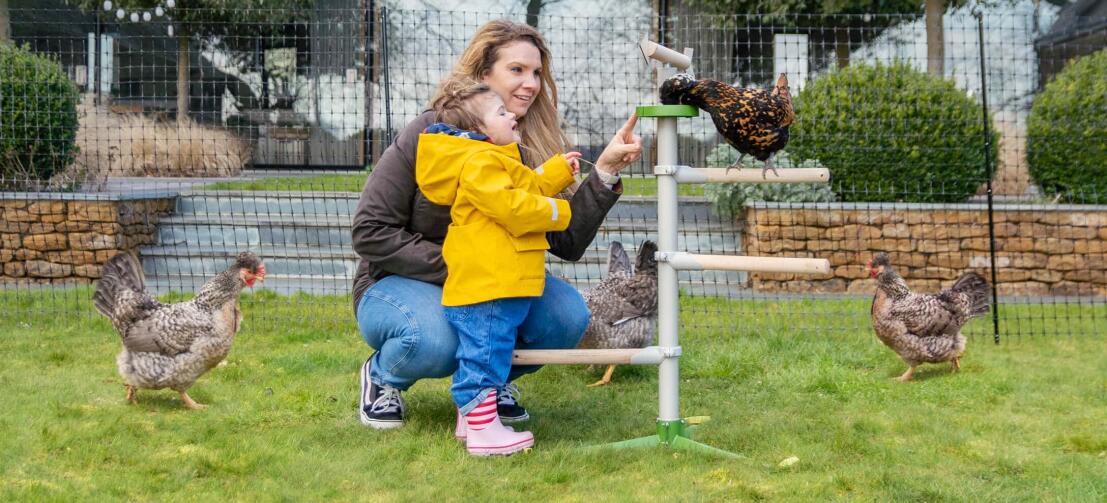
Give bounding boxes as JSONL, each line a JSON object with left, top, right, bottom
{"left": 481, "top": 40, "right": 542, "bottom": 118}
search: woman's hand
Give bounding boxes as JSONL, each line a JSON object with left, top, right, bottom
{"left": 564, "top": 151, "right": 582, "bottom": 176}
{"left": 594, "top": 114, "right": 643, "bottom": 176}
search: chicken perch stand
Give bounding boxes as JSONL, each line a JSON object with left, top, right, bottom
{"left": 513, "top": 42, "right": 831, "bottom": 458}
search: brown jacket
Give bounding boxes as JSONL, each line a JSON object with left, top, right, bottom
{"left": 351, "top": 111, "right": 622, "bottom": 314}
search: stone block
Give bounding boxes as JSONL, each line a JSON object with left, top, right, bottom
{"left": 45, "top": 250, "right": 96, "bottom": 265}
{"left": 69, "top": 232, "right": 120, "bottom": 251}
{"left": 22, "top": 233, "right": 68, "bottom": 251}
{"left": 25, "top": 260, "right": 71, "bottom": 278}
{"left": 75, "top": 264, "right": 102, "bottom": 278}
{"left": 28, "top": 201, "right": 65, "bottom": 215}
{"left": 14, "top": 249, "right": 42, "bottom": 260}
{"left": 67, "top": 202, "right": 118, "bottom": 222}
{"left": 4, "top": 262, "right": 26, "bottom": 277}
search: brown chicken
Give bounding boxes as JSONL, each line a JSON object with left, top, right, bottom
{"left": 578, "top": 240, "right": 658, "bottom": 387}
{"left": 659, "top": 72, "right": 794, "bottom": 178}
{"left": 866, "top": 253, "right": 990, "bottom": 381}
{"left": 93, "top": 252, "right": 266, "bottom": 408}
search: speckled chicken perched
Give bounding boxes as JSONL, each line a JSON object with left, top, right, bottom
{"left": 659, "top": 73, "right": 794, "bottom": 178}
{"left": 93, "top": 252, "right": 266, "bottom": 409}
{"left": 866, "top": 253, "right": 990, "bottom": 381}
{"left": 578, "top": 240, "right": 658, "bottom": 387}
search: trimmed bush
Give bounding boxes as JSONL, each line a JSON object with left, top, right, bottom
{"left": 788, "top": 62, "right": 997, "bottom": 203}
{"left": 1027, "top": 48, "right": 1107, "bottom": 204}
{"left": 0, "top": 44, "right": 80, "bottom": 188}
{"left": 703, "top": 144, "right": 836, "bottom": 217}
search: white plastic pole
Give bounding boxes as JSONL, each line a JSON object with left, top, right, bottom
{"left": 639, "top": 37, "right": 692, "bottom": 71}
{"left": 655, "top": 116, "right": 681, "bottom": 424}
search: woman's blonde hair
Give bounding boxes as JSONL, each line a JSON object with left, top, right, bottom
{"left": 429, "top": 79, "right": 495, "bottom": 134}
{"left": 429, "top": 20, "right": 569, "bottom": 170}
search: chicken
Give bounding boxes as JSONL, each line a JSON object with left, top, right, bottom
{"left": 93, "top": 251, "right": 266, "bottom": 409}
{"left": 659, "top": 72, "right": 794, "bottom": 178}
{"left": 578, "top": 240, "right": 658, "bottom": 387}
{"left": 865, "top": 253, "right": 990, "bottom": 381}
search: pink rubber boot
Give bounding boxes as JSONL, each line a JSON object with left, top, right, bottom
{"left": 462, "top": 390, "right": 533, "bottom": 456}
{"left": 455, "top": 408, "right": 515, "bottom": 441}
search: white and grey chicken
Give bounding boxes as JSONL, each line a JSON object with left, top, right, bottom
{"left": 578, "top": 240, "right": 658, "bottom": 387}
{"left": 93, "top": 252, "right": 266, "bottom": 409}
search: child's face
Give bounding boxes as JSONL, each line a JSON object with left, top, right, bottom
{"left": 479, "top": 94, "right": 521, "bottom": 146}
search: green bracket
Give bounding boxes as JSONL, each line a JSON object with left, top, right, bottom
{"left": 581, "top": 418, "right": 742, "bottom": 459}
{"left": 636, "top": 105, "right": 700, "bottom": 118}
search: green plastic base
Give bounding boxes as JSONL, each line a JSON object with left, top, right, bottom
{"left": 582, "top": 419, "right": 742, "bottom": 459}
{"left": 635, "top": 104, "right": 699, "bottom": 118}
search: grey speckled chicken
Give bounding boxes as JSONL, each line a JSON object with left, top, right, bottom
{"left": 578, "top": 241, "right": 658, "bottom": 387}
{"left": 866, "top": 253, "right": 990, "bottom": 381}
{"left": 93, "top": 252, "right": 266, "bottom": 408}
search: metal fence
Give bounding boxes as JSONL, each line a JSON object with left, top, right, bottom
{"left": 1, "top": 2, "right": 1105, "bottom": 339}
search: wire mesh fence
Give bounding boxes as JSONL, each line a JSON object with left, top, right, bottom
{"left": 1, "top": 2, "right": 1105, "bottom": 339}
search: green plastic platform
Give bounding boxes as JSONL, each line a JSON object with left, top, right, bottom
{"left": 636, "top": 104, "right": 699, "bottom": 118}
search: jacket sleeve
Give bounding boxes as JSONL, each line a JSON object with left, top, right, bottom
{"left": 545, "top": 171, "right": 622, "bottom": 261}
{"left": 460, "top": 152, "right": 572, "bottom": 237}
{"left": 351, "top": 112, "right": 447, "bottom": 284}
{"left": 533, "top": 154, "right": 575, "bottom": 197}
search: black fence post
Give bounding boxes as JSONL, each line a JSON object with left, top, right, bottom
{"left": 975, "top": 11, "right": 1001, "bottom": 345}
{"left": 380, "top": 5, "right": 392, "bottom": 148}
{"left": 363, "top": 1, "right": 373, "bottom": 168}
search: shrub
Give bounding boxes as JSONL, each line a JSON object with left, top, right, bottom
{"left": 703, "top": 143, "right": 836, "bottom": 217}
{"left": 0, "top": 44, "right": 80, "bottom": 188}
{"left": 1027, "top": 48, "right": 1107, "bottom": 204}
{"left": 787, "top": 62, "right": 997, "bottom": 203}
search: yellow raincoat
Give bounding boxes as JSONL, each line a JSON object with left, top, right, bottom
{"left": 415, "top": 133, "right": 574, "bottom": 306}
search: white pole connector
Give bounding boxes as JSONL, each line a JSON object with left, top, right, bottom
{"left": 657, "top": 252, "right": 831, "bottom": 275}
{"left": 640, "top": 37, "right": 692, "bottom": 71}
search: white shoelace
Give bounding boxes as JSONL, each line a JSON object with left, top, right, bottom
{"left": 499, "top": 382, "right": 521, "bottom": 406}
{"left": 370, "top": 386, "right": 405, "bottom": 414}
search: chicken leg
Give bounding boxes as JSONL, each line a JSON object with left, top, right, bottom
{"left": 125, "top": 384, "right": 137, "bottom": 404}
{"left": 724, "top": 154, "right": 747, "bottom": 175}
{"left": 951, "top": 357, "right": 961, "bottom": 373}
{"left": 896, "top": 365, "right": 916, "bottom": 382}
{"left": 760, "top": 154, "right": 780, "bottom": 180}
{"left": 179, "top": 391, "right": 207, "bottom": 410}
{"left": 587, "top": 365, "right": 617, "bottom": 387}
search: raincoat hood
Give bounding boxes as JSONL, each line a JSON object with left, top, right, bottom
{"left": 415, "top": 123, "right": 523, "bottom": 207}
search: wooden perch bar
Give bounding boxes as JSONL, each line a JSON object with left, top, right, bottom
{"left": 639, "top": 38, "right": 692, "bottom": 70}
{"left": 655, "top": 165, "right": 830, "bottom": 184}
{"left": 658, "top": 252, "right": 831, "bottom": 275}
{"left": 512, "top": 347, "right": 668, "bottom": 365}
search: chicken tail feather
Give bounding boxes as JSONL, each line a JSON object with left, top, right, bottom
{"left": 93, "top": 252, "right": 147, "bottom": 317}
{"left": 950, "top": 272, "right": 990, "bottom": 318}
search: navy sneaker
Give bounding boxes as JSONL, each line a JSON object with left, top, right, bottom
{"left": 359, "top": 357, "right": 405, "bottom": 429}
{"left": 497, "top": 382, "right": 529, "bottom": 423}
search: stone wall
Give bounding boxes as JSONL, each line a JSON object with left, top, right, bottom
{"left": 743, "top": 202, "right": 1107, "bottom": 297}
{"left": 0, "top": 194, "right": 175, "bottom": 285}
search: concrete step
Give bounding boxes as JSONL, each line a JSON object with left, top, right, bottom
{"left": 174, "top": 191, "right": 360, "bottom": 216}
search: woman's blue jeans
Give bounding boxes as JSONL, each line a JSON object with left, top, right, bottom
{"left": 356, "top": 273, "right": 590, "bottom": 391}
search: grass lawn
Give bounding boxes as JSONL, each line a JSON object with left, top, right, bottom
{"left": 1, "top": 289, "right": 1104, "bottom": 501}
{"left": 205, "top": 173, "right": 705, "bottom": 197}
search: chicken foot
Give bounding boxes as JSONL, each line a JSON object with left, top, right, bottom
{"left": 587, "top": 365, "right": 617, "bottom": 388}
{"left": 951, "top": 357, "right": 961, "bottom": 373}
{"left": 125, "top": 384, "right": 137, "bottom": 404}
{"left": 179, "top": 391, "right": 207, "bottom": 410}
{"left": 760, "top": 154, "right": 780, "bottom": 180}
{"left": 895, "top": 365, "right": 916, "bottom": 382}
{"left": 724, "top": 154, "right": 747, "bottom": 174}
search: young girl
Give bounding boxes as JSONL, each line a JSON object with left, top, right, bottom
{"left": 415, "top": 80, "right": 581, "bottom": 456}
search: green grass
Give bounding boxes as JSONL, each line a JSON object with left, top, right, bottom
{"left": 203, "top": 173, "right": 703, "bottom": 197}
{"left": 1, "top": 289, "right": 1105, "bottom": 501}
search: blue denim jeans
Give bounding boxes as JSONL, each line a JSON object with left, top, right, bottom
{"left": 446, "top": 297, "right": 533, "bottom": 414}
{"left": 356, "top": 273, "right": 590, "bottom": 391}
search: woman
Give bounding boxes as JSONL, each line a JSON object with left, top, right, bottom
{"left": 352, "top": 19, "right": 642, "bottom": 430}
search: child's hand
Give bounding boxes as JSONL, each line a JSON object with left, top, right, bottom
{"left": 565, "top": 151, "right": 582, "bottom": 176}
